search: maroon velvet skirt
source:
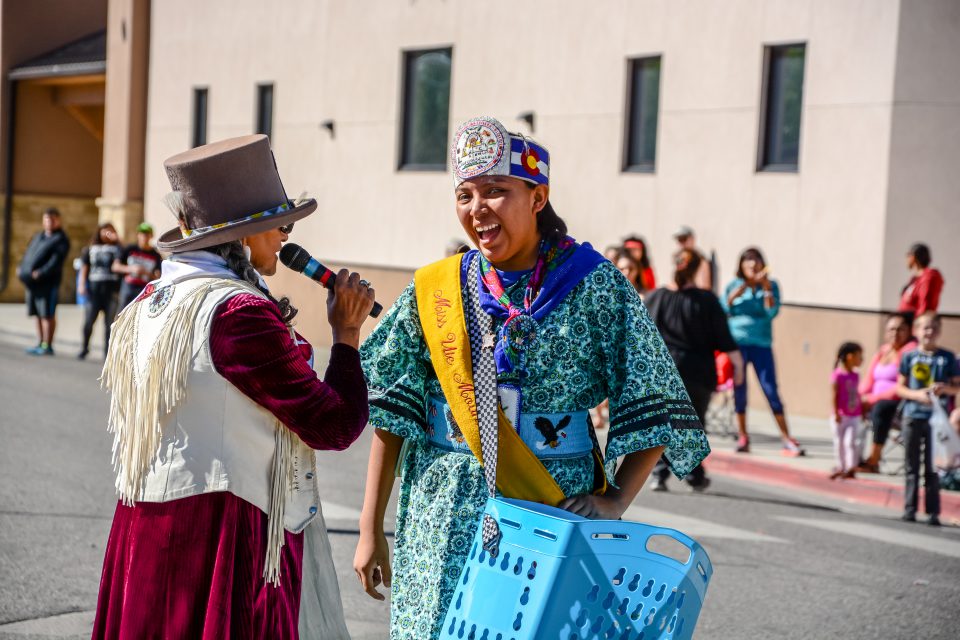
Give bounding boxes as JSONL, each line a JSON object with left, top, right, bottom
{"left": 92, "top": 492, "right": 304, "bottom": 639}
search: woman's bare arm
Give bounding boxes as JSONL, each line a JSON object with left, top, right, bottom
{"left": 354, "top": 428, "right": 403, "bottom": 600}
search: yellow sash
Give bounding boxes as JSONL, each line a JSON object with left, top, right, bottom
{"left": 414, "top": 254, "right": 565, "bottom": 505}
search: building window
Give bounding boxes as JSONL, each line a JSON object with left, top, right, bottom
{"left": 256, "top": 83, "right": 274, "bottom": 139}
{"left": 192, "top": 87, "right": 208, "bottom": 148}
{"left": 759, "top": 43, "right": 805, "bottom": 171}
{"left": 399, "top": 47, "right": 452, "bottom": 170}
{"left": 623, "top": 56, "right": 661, "bottom": 172}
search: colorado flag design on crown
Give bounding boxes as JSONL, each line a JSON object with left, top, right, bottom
{"left": 452, "top": 116, "right": 550, "bottom": 187}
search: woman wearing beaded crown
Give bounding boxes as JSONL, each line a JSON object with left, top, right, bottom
{"left": 354, "top": 116, "right": 709, "bottom": 639}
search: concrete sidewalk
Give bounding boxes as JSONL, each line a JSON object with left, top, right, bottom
{"left": 0, "top": 302, "right": 104, "bottom": 356}
{"left": 2, "top": 302, "right": 957, "bottom": 523}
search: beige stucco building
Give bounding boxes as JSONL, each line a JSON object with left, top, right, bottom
{"left": 3, "top": 0, "right": 958, "bottom": 416}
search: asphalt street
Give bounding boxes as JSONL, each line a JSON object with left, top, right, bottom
{"left": 1, "top": 340, "right": 958, "bottom": 639}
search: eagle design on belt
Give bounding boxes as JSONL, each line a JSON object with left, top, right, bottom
{"left": 534, "top": 415, "right": 571, "bottom": 449}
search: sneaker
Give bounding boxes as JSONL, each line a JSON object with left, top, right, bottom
{"left": 77, "top": 350, "right": 89, "bottom": 360}
{"left": 927, "top": 515, "right": 941, "bottom": 527}
{"left": 650, "top": 478, "right": 668, "bottom": 492}
{"left": 735, "top": 435, "right": 750, "bottom": 453}
{"left": 901, "top": 513, "right": 916, "bottom": 523}
{"left": 25, "top": 344, "right": 44, "bottom": 355}
{"left": 780, "top": 438, "right": 806, "bottom": 457}
{"left": 40, "top": 346, "right": 54, "bottom": 356}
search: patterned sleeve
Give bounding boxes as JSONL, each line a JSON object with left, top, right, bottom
{"left": 588, "top": 262, "right": 710, "bottom": 480}
{"left": 359, "top": 281, "right": 431, "bottom": 443}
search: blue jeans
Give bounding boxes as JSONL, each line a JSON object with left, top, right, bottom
{"left": 734, "top": 344, "right": 785, "bottom": 415}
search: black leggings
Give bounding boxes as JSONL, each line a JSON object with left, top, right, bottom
{"left": 82, "top": 283, "right": 118, "bottom": 355}
{"left": 870, "top": 399, "right": 900, "bottom": 446}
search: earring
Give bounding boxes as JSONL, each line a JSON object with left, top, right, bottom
{"left": 242, "top": 244, "right": 252, "bottom": 261}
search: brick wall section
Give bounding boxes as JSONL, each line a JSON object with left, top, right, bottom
{"left": 0, "top": 193, "right": 100, "bottom": 303}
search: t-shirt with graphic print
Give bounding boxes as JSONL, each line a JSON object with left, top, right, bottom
{"left": 81, "top": 244, "right": 122, "bottom": 287}
{"left": 831, "top": 367, "right": 862, "bottom": 417}
{"left": 119, "top": 244, "right": 162, "bottom": 288}
{"left": 899, "top": 347, "right": 959, "bottom": 420}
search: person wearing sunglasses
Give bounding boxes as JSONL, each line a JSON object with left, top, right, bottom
{"left": 93, "top": 135, "right": 374, "bottom": 639}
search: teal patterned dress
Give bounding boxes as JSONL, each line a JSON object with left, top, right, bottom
{"left": 359, "top": 257, "right": 709, "bottom": 640}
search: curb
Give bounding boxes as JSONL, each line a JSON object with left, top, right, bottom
{"left": 703, "top": 450, "right": 960, "bottom": 523}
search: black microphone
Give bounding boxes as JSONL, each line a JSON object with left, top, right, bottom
{"left": 279, "top": 243, "right": 382, "bottom": 318}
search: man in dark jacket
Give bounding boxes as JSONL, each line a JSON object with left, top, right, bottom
{"left": 17, "top": 208, "right": 71, "bottom": 355}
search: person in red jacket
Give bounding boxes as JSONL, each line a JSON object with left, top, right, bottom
{"left": 622, "top": 235, "right": 656, "bottom": 292}
{"left": 898, "top": 243, "right": 944, "bottom": 321}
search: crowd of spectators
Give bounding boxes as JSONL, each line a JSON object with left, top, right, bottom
{"left": 603, "top": 230, "right": 957, "bottom": 513}
{"left": 17, "top": 210, "right": 161, "bottom": 359}
{"left": 18, "top": 205, "right": 958, "bottom": 515}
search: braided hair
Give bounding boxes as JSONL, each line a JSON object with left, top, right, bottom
{"left": 835, "top": 341, "right": 862, "bottom": 368}
{"left": 204, "top": 241, "right": 298, "bottom": 324}
{"left": 523, "top": 183, "right": 567, "bottom": 246}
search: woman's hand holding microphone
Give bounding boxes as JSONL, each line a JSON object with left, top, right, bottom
{"left": 327, "top": 270, "right": 376, "bottom": 349}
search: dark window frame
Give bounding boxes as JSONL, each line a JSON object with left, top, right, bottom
{"left": 191, "top": 87, "right": 208, "bottom": 148}
{"left": 398, "top": 46, "right": 453, "bottom": 172}
{"left": 622, "top": 55, "right": 662, "bottom": 173}
{"left": 757, "top": 43, "right": 806, "bottom": 172}
{"left": 256, "top": 82, "right": 274, "bottom": 139}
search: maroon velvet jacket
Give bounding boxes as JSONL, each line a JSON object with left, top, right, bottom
{"left": 93, "top": 292, "right": 367, "bottom": 639}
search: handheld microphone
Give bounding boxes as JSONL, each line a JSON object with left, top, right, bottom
{"left": 279, "top": 243, "right": 382, "bottom": 318}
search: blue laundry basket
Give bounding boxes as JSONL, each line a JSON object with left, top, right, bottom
{"left": 441, "top": 498, "right": 713, "bottom": 640}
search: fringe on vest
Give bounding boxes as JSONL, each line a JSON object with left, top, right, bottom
{"left": 101, "top": 278, "right": 297, "bottom": 586}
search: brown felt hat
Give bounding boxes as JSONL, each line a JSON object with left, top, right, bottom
{"left": 157, "top": 134, "right": 316, "bottom": 252}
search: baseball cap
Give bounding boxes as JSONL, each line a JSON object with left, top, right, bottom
{"left": 672, "top": 225, "right": 694, "bottom": 239}
{"left": 137, "top": 222, "right": 154, "bottom": 234}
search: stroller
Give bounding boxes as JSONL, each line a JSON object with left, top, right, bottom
{"left": 705, "top": 351, "right": 736, "bottom": 439}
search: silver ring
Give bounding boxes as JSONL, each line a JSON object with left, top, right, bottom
{"left": 359, "top": 279, "right": 370, "bottom": 288}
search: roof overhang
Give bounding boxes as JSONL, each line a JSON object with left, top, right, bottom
{"left": 8, "top": 30, "right": 106, "bottom": 82}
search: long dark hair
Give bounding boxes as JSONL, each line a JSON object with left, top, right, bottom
{"left": 525, "top": 183, "right": 567, "bottom": 246}
{"left": 622, "top": 236, "right": 651, "bottom": 270}
{"left": 736, "top": 246, "right": 766, "bottom": 279}
{"left": 90, "top": 223, "right": 119, "bottom": 246}
{"left": 204, "top": 241, "right": 298, "bottom": 324}
{"left": 674, "top": 249, "right": 702, "bottom": 289}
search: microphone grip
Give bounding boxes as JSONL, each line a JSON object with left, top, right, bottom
{"left": 304, "top": 258, "right": 382, "bottom": 318}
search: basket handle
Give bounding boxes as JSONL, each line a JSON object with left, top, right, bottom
{"left": 641, "top": 526, "right": 713, "bottom": 602}
{"left": 583, "top": 522, "right": 714, "bottom": 601}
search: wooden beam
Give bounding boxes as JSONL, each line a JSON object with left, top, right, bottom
{"left": 54, "top": 84, "right": 106, "bottom": 107}
{"left": 63, "top": 104, "right": 104, "bottom": 142}
{"left": 25, "top": 74, "right": 106, "bottom": 87}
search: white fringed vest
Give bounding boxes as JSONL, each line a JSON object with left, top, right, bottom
{"left": 102, "top": 274, "right": 320, "bottom": 583}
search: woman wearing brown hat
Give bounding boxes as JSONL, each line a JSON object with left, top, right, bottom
{"left": 92, "top": 135, "right": 374, "bottom": 639}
